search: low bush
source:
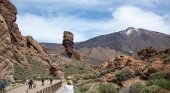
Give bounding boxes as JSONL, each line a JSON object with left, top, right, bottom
{"left": 148, "top": 79, "right": 170, "bottom": 90}
{"left": 160, "top": 54, "right": 169, "bottom": 64}
{"left": 140, "top": 85, "right": 160, "bottom": 93}
{"left": 149, "top": 72, "right": 166, "bottom": 80}
{"left": 129, "top": 82, "right": 145, "bottom": 93}
{"left": 98, "top": 83, "right": 118, "bottom": 93}
{"left": 114, "top": 67, "right": 135, "bottom": 81}
{"left": 79, "top": 84, "right": 90, "bottom": 92}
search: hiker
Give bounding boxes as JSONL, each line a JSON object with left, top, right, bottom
{"left": 28, "top": 80, "right": 33, "bottom": 89}
{"left": 41, "top": 79, "right": 44, "bottom": 86}
{"left": 50, "top": 78, "right": 53, "bottom": 85}
{"left": 64, "top": 80, "right": 74, "bottom": 93}
{"left": 0, "top": 80, "right": 8, "bottom": 93}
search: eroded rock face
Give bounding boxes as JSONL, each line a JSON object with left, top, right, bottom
{"left": 0, "top": 0, "right": 63, "bottom": 81}
{"left": 62, "top": 31, "right": 81, "bottom": 60}
{"left": 0, "top": 0, "right": 15, "bottom": 81}
{"left": 50, "top": 62, "right": 64, "bottom": 79}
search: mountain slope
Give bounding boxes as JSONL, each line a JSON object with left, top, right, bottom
{"left": 75, "top": 27, "right": 170, "bottom": 54}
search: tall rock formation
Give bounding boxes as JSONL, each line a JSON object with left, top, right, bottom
{"left": 0, "top": 0, "right": 63, "bottom": 81}
{"left": 62, "top": 31, "right": 81, "bottom": 60}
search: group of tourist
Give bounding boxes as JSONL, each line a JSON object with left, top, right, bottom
{"left": 28, "top": 78, "right": 53, "bottom": 89}
{"left": 27, "top": 77, "right": 74, "bottom": 93}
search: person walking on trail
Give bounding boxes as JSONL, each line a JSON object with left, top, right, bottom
{"left": 41, "top": 79, "right": 44, "bottom": 86}
{"left": 64, "top": 80, "right": 74, "bottom": 93}
{"left": 0, "top": 80, "right": 8, "bottom": 93}
{"left": 50, "top": 78, "right": 53, "bottom": 85}
{"left": 28, "top": 80, "right": 33, "bottom": 89}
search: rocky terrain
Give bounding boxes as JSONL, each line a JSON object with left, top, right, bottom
{"left": 1, "top": 0, "right": 170, "bottom": 93}
{"left": 72, "top": 48, "right": 170, "bottom": 93}
{"left": 0, "top": 0, "right": 63, "bottom": 82}
{"left": 43, "top": 27, "right": 170, "bottom": 66}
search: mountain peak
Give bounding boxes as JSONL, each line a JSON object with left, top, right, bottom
{"left": 125, "top": 27, "right": 136, "bottom": 35}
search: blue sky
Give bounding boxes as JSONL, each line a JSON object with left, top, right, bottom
{"left": 11, "top": 0, "right": 170, "bottom": 43}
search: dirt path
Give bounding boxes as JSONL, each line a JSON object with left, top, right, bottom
{"left": 7, "top": 80, "right": 61, "bottom": 93}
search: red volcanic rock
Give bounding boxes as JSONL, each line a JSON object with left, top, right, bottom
{"left": 137, "top": 47, "right": 157, "bottom": 61}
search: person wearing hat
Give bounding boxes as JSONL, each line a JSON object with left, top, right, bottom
{"left": 64, "top": 80, "right": 74, "bottom": 93}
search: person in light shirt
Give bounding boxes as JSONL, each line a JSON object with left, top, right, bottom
{"left": 64, "top": 80, "right": 74, "bottom": 93}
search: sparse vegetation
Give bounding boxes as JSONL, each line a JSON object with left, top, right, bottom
{"left": 149, "top": 72, "right": 167, "bottom": 80}
{"left": 98, "top": 83, "right": 118, "bottom": 93}
{"left": 140, "top": 85, "right": 160, "bottom": 93}
{"left": 62, "top": 62, "right": 91, "bottom": 78}
{"left": 129, "top": 82, "right": 145, "bottom": 93}
{"left": 52, "top": 48, "right": 170, "bottom": 93}
{"left": 114, "top": 67, "right": 135, "bottom": 81}
{"left": 78, "top": 84, "right": 91, "bottom": 93}
{"left": 14, "top": 59, "right": 50, "bottom": 82}
{"left": 147, "top": 72, "right": 170, "bottom": 90}
{"left": 160, "top": 54, "right": 169, "bottom": 64}
{"left": 148, "top": 79, "right": 170, "bottom": 90}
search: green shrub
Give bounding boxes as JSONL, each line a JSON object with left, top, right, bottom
{"left": 114, "top": 67, "right": 135, "bottom": 81}
{"left": 98, "top": 83, "right": 118, "bottom": 93}
{"left": 140, "top": 85, "right": 160, "bottom": 93}
{"left": 82, "top": 73, "right": 95, "bottom": 80}
{"left": 163, "top": 58, "right": 169, "bottom": 64}
{"left": 79, "top": 84, "right": 90, "bottom": 92}
{"left": 62, "top": 61, "right": 91, "bottom": 78}
{"left": 148, "top": 79, "right": 170, "bottom": 90}
{"left": 74, "top": 90, "right": 81, "bottom": 93}
{"left": 160, "top": 54, "right": 169, "bottom": 64}
{"left": 14, "top": 59, "right": 50, "bottom": 81}
{"left": 149, "top": 72, "right": 166, "bottom": 80}
{"left": 129, "top": 82, "right": 145, "bottom": 93}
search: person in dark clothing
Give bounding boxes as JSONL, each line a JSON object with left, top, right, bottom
{"left": 41, "top": 79, "right": 44, "bottom": 86}
{"left": 28, "top": 80, "right": 33, "bottom": 89}
{"left": 0, "top": 80, "right": 8, "bottom": 93}
{"left": 50, "top": 78, "right": 53, "bottom": 85}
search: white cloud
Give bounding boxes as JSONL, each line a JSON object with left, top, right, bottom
{"left": 16, "top": 6, "right": 170, "bottom": 43}
{"left": 17, "top": 14, "right": 94, "bottom": 43}
{"left": 111, "top": 6, "right": 170, "bottom": 32}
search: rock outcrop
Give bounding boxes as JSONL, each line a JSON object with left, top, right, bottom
{"left": 62, "top": 31, "right": 81, "bottom": 60}
{"left": 0, "top": 0, "right": 63, "bottom": 81}
{"left": 137, "top": 47, "right": 157, "bottom": 61}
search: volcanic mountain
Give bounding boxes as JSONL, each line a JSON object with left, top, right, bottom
{"left": 76, "top": 27, "right": 170, "bottom": 54}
